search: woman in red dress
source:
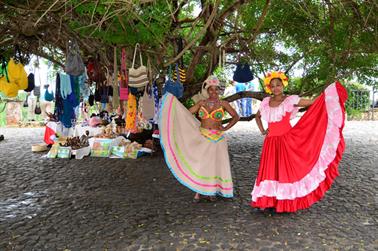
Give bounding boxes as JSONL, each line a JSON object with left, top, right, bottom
{"left": 251, "top": 71, "right": 347, "bottom": 213}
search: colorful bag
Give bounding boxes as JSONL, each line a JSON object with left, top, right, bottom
{"left": 57, "top": 146, "right": 71, "bottom": 159}
{"left": 172, "top": 66, "right": 186, "bottom": 84}
{"left": 91, "top": 138, "right": 113, "bottom": 157}
{"left": 128, "top": 43, "right": 148, "bottom": 88}
{"left": 47, "top": 144, "right": 59, "bottom": 158}
{"left": 163, "top": 64, "right": 184, "bottom": 98}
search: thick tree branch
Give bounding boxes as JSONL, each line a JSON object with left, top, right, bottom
{"left": 164, "top": 0, "right": 220, "bottom": 67}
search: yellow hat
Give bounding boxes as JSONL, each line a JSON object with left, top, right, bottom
{"left": 263, "top": 71, "right": 289, "bottom": 94}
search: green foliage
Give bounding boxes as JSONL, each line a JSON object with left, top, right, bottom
{"left": 344, "top": 82, "right": 371, "bottom": 119}
{"left": 1, "top": 0, "right": 376, "bottom": 96}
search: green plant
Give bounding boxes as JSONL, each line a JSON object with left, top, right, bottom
{"left": 344, "top": 82, "right": 370, "bottom": 118}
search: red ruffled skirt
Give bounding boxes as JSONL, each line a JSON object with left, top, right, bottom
{"left": 251, "top": 82, "right": 347, "bottom": 212}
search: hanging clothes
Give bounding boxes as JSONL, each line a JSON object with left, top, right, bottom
{"left": 59, "top": 73, "right": 72, "bottom": 99}
{"left": 152, "top": 80, "right": 160, "bottom": 125}
{"left": 125, "top": 93, "right": 137, "bottom": 132}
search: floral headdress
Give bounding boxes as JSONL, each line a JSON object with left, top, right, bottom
{"left": 204, "top": 75, "right": 220, "bottom": 90}
{"left": 263, "top": 71, "right": 289, "bottom": 94}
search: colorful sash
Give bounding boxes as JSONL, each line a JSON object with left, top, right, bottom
{"left": 199, "top": 128, "right": 225, "bottom": 143}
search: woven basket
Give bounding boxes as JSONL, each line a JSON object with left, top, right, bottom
{"left": 32, "top": 143, "right": 49, "bottom": 152}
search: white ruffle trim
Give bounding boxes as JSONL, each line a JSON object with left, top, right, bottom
{"left": 252, "top": 83, "right": 343, "bottom": 201}
{"left": 259, "top": 95, "right": 300, "bottom": 123}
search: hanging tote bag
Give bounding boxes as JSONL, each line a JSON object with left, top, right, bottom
{"left": 172, "top": 38, "right": 186, "bottom": 84}
{"left": 140, "top": 58, "right": 155, "bottom": 120}
{"left": 172, "top": 66, "right": 186, "bottom": 84}
{"left": 24, "top": 73, "right": 35, "bottom": 92}
{"left": 140, "top": 84, "right": 155, "bottom": 121}
{"left": 119, "top": 48, "right": 129, "bottom": 101}
{"left": 233, "top": 63, "right": 254, "bottom": 83}
{"left": 65, "top": 41, "right": 85, "bottom": 76}
{"left": 35, "top": 102, "right": 41, "bottom": 115}
{"left": 45, "top": 89, "right": 54, "bottom": 102}
{"left": 128, "top": 43, "right": 148, "bottom": 88}
{"left": 163, "top": 64, "right": 184, "bottom": 98}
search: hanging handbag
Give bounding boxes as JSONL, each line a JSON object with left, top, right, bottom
{"left": 35, "top": 102, "right": 41, "bottom": 115}
{"left": 172, "top": 38, "right": 186, "bottom": 83}
{"left": 45, "top": 89, "right": 54, "bottom": 102}
{"left": 128, "top": 43, "right": 148, "bottom": 88}
{"left": 88, "top": 93, "right": 95, "bottom": 106}
{"left": 163, "top": 64, "right": 184, "bottom": 98}
{"left": 119, "top": 48, "right": 129, "bottom": 101}
{"left": 65, "top": 41, "right": 85, "bottom": 76}
{"left": 24, "top": 95, "right": 29, "bottom": 107}
{"left": 140, "top": 84, "right": 155, "bottom": 120}
{"left": 233, "top": 63, "right": 254, "bottom": 83}
{"left": 172, "top": 66, "right": 186, "bottom": 84}
{"left": 94, "top": 86, "right": 101, "bottom": 102}
{"left": 24, "top": 73, "right": 35, "bottom": 92}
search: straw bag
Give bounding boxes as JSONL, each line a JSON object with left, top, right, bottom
{"left": 32, "top": 143, "right": 49, "bottom": 152}
{"left": 128, "top": 43, "right": 148, "bottom": 88}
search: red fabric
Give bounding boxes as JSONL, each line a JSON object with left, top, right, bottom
{"left": 44, "top": 125, "right": 56, "bottom": 145}
{"left": 252, "top": 82, "right": 347, "bottom": 212}
{"left": 256, "top": 93, "right": 328, "bottom": 185}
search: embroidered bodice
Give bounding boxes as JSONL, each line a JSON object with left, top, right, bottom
{"left": 198, "top": 106, "right": 224, "bottom": 122}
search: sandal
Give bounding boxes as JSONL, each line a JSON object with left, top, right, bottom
{"left": 193, "top": 193, "right": 201, "bottom": 203}
{"left": 192, "top": 197, "right": 200, "bottom": 203}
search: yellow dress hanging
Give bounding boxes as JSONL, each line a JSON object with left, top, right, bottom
{"left": 125, "top": 93, "right": 137, "bottom": 132}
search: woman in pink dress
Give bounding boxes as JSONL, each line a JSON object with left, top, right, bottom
{"left": 251, "top": 71, "right": 347, "bottom": 213}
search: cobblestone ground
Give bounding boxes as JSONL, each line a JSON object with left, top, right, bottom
{"left": 0, "top": 121, "right": 377, "bottom": 251}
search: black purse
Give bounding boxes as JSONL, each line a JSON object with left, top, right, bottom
{"left": 233, "top": 63, "right": 254, "bottom": 83}
{"left": 35, "top": 103, "right": 41, "bottom": 115}
{"left": 23, "top": 97, "right": 28, "bottom": 107}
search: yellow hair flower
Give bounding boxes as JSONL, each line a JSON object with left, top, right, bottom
{"left": 263, "top": 71, "right": 289, "bottom": 94}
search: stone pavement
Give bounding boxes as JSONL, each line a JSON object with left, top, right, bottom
{"left": 0, "top": 121, "right": 377, "bottom": 250}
